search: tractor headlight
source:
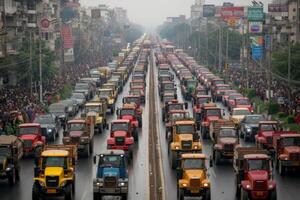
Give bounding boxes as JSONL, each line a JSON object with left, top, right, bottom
{"left": 194, "top": 146, "right": 198, "bottom": 150}
{"left": 182, "top": 183, "right": 187, "bottom": 187}
{"left": 175, "top": 146, "right": 179, "bottom": 150}
{"left": 96, "top": 182, "right": 103, "bottom": 186}
{"left": 118, "top": 182, "right": 127, "bottom": 187}
{"left": 47, "top": 129, "right": 52, "bottom": 133}
{"left": 246, "top": 127, "right": 251, "bottom": 132}
{"left": 203, "top": 183, "right": 209, "bottom": 187}
{"left": 5, "top": 167, "right": 11, "bottom": 171}
{"left": 246, "top": 184, "right": 250, "bottom": 189}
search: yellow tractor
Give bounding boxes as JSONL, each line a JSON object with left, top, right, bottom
{"left": 32, "top": 144, "right": 77, "bottom": 200}
{"left": 177, "top": 153, "right": 212, "bottom": 200}
{"left": 168, "top": 119, "right": 202, "bottom": 169}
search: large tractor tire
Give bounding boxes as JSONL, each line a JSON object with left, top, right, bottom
{"left": 64, "top": 184, "right": 73, "bottom": 200}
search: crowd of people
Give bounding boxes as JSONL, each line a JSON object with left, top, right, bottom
{"left": 0, "top": 55, "right": 105, "bottom": 135}
{"left": 227, "top": 67, "right": 300, "bottom": 117}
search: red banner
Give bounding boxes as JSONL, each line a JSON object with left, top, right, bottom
{"left": 61, "top": 25, "right": 73, "bottom": 49}
{"left": 221, "top": 7, "right": 244, "bottom": 20}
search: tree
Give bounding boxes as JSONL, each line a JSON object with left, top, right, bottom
{"left": 272, "top": 43, "right": 300, "bottom": 84}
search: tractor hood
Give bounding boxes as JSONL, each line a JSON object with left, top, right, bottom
{"left": 113, "top": 131, "right": 127, "bottom": 137}
{"left": 284, "top": 146, "right": 300, "bottom": 154}
{"left": 69, "top": 131, "right": 84, "bottom": 137}
{"left": 121, "top": 115, "right": 134, "bottom": 121}
{"left": 103, "top": 167, "right": 120, "bottom": 177}
{"left": 207, "top": 116, "right": 220, "bottom": 122}
{"left": 219, "top": 137, "right": 238, "bottom": 145}
{"left": 261, "top": 131, "right": 274, "bottom": 137}
{"left": 184, "top": 169, "right": 205, "bottom": 180}
{"left": 20, "top": 134, "right": 38, "bottom": 140}
{"left": 248, "top": 170, "right": 268, "bottom": 181}
{"left": 178, "top": 134, "right": 193, "bottom": 141}
{"left": 45, "top": 167, "right": 64, "bottom": 177}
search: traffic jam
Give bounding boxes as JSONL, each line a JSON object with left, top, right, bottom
{"left": 0, "top": 35, "right": 300, "bottom": 200}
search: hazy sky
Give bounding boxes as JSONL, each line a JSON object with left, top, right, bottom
{"left": 80, "top": 0, "right": 272, "bottom": 27}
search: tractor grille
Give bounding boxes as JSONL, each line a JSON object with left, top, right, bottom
{"left": 224, "top": 144, "right": 234, "bottom": 152}
{"left": 71, "top": 137, "right": 80, "bottom": 144}
{"left": 181, "top": 140, "right": 192, "bottom": 150}
{"left": 190, "top": 178, "right": 200, "bottom": 187}
{"left": 290, "top": 153, "right": 300, "bottom": 161}
{"left": 266, "top": 137, "right": 273, "bottom": 144}
{"left": 254, "top": 180, "right": 267, "bottom": 191}
{"left": 23, "top": 140, "right": 32, "bottom": 148}
{"left": 116, "top": 137, "right": 125, "bottom": 146}
{"left": 46, "top": 176, "right": 59, "bottom": 188}
{"left": 104, "top": 176, "right": 117, "bottom": 187}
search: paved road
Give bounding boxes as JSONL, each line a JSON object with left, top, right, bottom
{"left": 154, "top": 52, "right": 300, "bottom": 200}
{"left": 0, "top": 55, "right": 149, "bottom": 200}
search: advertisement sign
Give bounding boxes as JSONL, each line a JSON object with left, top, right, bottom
{"left": 268, "top": 4, "right": 288, "bottom": 12}
{"left": 221, "top": 7, "right": 244, "bottom": 20}
{"left": 39, "top": 18, "right": 51, "bottom": 31}
{"left": 247, "top": 6, "right": 264, "bottom": 21}
{"left": 64, "top": 48, "right": 74, "bottom": 63}
{"left": 252, "top": 46, "right": 263, "bottom": 60}
{"left": 203, "top": 4, "right": 216, "bottom": 17}
{"left": 249, "top": 21, "right": 263, "bottom": 33}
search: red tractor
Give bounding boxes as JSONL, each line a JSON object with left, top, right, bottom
{"left": 129, "top": 85, "right": 145, "bottom": 103}
{"left": 117, "top": 104, "right": 141, "bottom": 140}
{"left": 162, "top": 100, "right": 188, "bottom": 122}
{"left": 200, "top": 105, "right": 223, "bottom": 139}
{"left": 123, "top": 95, "right": 142, "bottom": 116}
{"left": 17, "top": 123, "right": 45, "bottom": 157}
{"left": 107, "top": 120, "right": 135, "bottom": 162}
{"left": 233, "top": 97, "right": 253, "bottom": 113}
{"left": 212, "top": 84, "right": 231, "bottom": 102}
{"left": 192, "top": 86, "right": 207, "bottom": 103}
{"left": 255, "top": 121, "right": 280, "bottom": 151}
{"left": 273, "top": 132, "right": 300, "bottom": 175}
{"left": 234, "top": 147, "right": 277, "bottom": 200}
{"left": 192, "top": 95, "right": 212, "bottom": 130}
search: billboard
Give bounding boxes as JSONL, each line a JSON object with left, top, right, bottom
{"left": 268, "top": 4, "right": 288, "bottom": 12}
{"left": 247, "top": 6, "right": 264, "bottom": 21}
{"left": 249, "top": 21, "right": 263, "bottom": 33}
{"left": 221, "top": 7, "right": 244, "bottom": 20}
{"left": 250, "top": 36, "right": 264, "bottom": 46}
{"left": 252, "top": 46, "right": 263, "bottom": 60}
{"left": 203, "top": 4, "right": 216, "bottom": 17}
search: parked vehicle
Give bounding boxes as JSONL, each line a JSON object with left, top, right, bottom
{"left": 240, "top": 114, "right": 265, "bottom": 142}
{"left": 93, "top": 150, "right": 128, "bottom": 200}
{"left": 233, "top": 147, "right": 276, "bottom": 200}
{"left": 273, "top": 132, "right": 300, "bottom": 175}
{"left": 107, "top": 120, "right": 135, "bottom": 163}
{"left": 63, "top": 118, "right": 94, "bottom": 157}
{"left": 34, "top": 114, "right": 59, "bottom": 142}
{"left": 168, "top": 119, "right": 202, "bottom": 169}
{"left": 210, "top": 119, "right": 238, "bottom": 165}
{"left": 17, "top": 123, "right": 45, "bottom": 157}
{"left": 177, "top": 153, "right": 211, "bottom": 200}
{"left": 32, "top": 144, "right": 77, "bottom": 200}
{"left": 0, "top": 135, "right": 23, "bottom": 186}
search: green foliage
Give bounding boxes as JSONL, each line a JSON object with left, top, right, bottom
{"left": 272, "top": 43, "right": 300, "bottom": 83}
{"left": 245, "top": 88, "right": 256, "bottom": 100}
{"left": 59, "top": 84, "right": 72, "bottom": 100}
{"left": 277, "top": 112, "right": 287, "bottom": 118}
{"left": 158, "top": 23, "right": 242, "bottom": 66}
{"left": 268, "top": 102, "right": 279, "bottom": 115}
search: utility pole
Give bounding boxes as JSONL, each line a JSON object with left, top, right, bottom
{"left": 288, "top": 26, "right": 291, "bottom": 104}
{"left": 218, "top": 24, "right": 222, "bottom": 72}
{"left": 29, "top": 30, "right": 33, "bottom": 97}
{"left": 225, "top": 28, "right": 229, "bottom": 81}
{"left": 246, "top": 22, "right": 249, "bottom": 89}
{"left": 205, "top": 18, "right": 209, "bottom": 66}
{"left": 39, "top": 33, "right": 43, "bottom": 104}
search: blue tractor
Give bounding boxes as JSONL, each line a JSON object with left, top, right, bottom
{"left": 93, "top": 150, "right": 128, "bottom": 200}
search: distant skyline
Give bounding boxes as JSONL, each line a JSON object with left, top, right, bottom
{"left": 80, "top": 0, "right": 272, "bottom": 28}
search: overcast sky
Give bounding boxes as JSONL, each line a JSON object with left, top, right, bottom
{"left": 79, "top": 0, "right": 272, "bottom": 28}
